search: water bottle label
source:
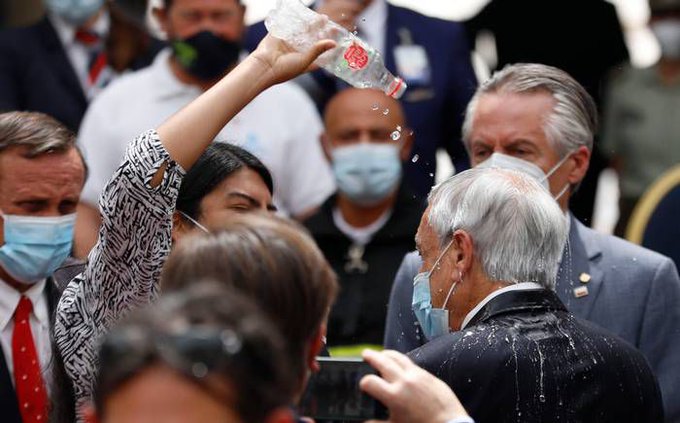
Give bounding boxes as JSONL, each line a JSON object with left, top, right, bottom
{"left": 343, "top": 43, "right": 369, "bottom": 70}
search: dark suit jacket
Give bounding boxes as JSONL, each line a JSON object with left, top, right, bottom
{"left": 410, "top": 289, "right": 664, "bottom": 423}
{"left": 0, "top": 11, "right": 161, "bottom": 131}
{"left": 245, "top": 4, "right": 478, "bottom": 198}
{"left": 0, "top": 260, "right": 83, "bottom": 423}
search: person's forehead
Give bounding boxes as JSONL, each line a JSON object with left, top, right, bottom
{"left": 469, "top": 92, "right": 555, "bottom": 145}
{"left": 325, "top": 90, "right": 405, "bottom": 131}
{"left": 0, "top": 148, "right": 85, "bottom": 183}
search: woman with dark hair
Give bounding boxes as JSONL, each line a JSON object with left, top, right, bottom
{"left": 173, "top": 142, "right": 275, "bottom": 237}
{"left": 85, "top": 283, "right": 298, "bottom": 423}
{"left": 55, "top": 32, "right": 336, "bottom": 417}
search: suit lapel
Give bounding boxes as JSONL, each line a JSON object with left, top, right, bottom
{"left": 556, "top": 216, "right": 604, "bottom": 319}
{"left": 37, "top": 18, "right": 88, "bottom": 109}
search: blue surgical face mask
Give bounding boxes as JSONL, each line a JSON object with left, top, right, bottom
{"left": 412, "top": 240, "right": 458, "bottom": 340}
{"left": 0, "top": 213, "right": 76, "bottom": 284}
{"left": 44, "top": 0, "right": 105, "bottom": 26}
{"left": 332, "top": 142, "right": 402, "bottom": 206}
{"left": 476, "top": 152, "right": 572, "bottom": 201}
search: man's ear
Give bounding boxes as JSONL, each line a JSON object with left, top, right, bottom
{"left": 320, "top": 133, "right": 333, "bottom": 163}
{"left": 450, "top": 230, "right": 474, "bottom": 277}
{"left": 399, "top": 127, "right": 414, "bottom": 162}
{"left": 567, "top": 145, "right": 591, "bottom": 186}
{"left": 264, "top": 407, "right": 296, "bottom": 423}
{"left": 307, "top": 324, "right": 326, "bottom": 373}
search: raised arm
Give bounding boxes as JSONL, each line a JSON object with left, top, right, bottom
{"left": 155, "top": 34, "right": 335, "bottom": 174}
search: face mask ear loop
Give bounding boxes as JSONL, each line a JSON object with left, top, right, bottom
{"left": 429, "top": 238, "right": 454, "bottom": 275}
{"left": 178, "top": 210, "right": 210, "bottom": 234}
{"left": 441, "top": 280, "right": 459, "bottom": 310}
{"left": 554, "top": 183, "right": 570, "bottom": 202}
{"left": 542, "top": 150, "right": 574, "bottom": 183}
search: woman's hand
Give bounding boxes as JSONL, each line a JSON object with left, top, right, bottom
{"left": 249, "top": 34, "right": 336, "bottom": 87}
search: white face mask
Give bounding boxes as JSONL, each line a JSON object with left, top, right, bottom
{"left": 651, "top": 19, "right": 680, "bottom": 60}
{"left": 476, "top": 152, "right": 572, "bottom": 202}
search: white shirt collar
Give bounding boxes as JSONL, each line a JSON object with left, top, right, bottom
{"left": 332, "top": 206, "right": 392, "bottom": 246}
{"left": 0, "top": 278, "right": 48, "bottom": 332}
{"left": 49, "top": 9, "right": 111, "bottom": 46}
{"left": 357, "top": 0, "right": 387, "bottom": 54}
{"left": 460, "top": 282, "right": 544, "bottom": 330}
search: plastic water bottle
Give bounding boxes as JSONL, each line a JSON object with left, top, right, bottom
{"left": 265, "top": 0, "right": 407, "bottom": 99}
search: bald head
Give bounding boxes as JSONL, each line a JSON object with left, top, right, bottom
{"left": 323, "top": 89, "right": 407, "bottom": 146}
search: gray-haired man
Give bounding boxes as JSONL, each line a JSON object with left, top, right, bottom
{"left": 0, "top": 111, "right": 86, "bottom": 423}
{"left": 409, "top": 167, "right": 662, "bottom": 423}
{"left": 385, "top": 63, "right": 680, "bottom": 421}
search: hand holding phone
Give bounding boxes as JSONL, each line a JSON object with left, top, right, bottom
{"left": 299, "top": 357, "right": 388, "bottom": 421}
{"left": 359, "top": 349, "right": 471, "bottom": 423}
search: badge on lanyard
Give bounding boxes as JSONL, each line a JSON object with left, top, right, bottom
{"left": 393, "top": 28, "right": 431, "bottom": 86}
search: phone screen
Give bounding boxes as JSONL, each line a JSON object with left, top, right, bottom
{"left": 299, "top": 357, "right": 388, "bottom": 421}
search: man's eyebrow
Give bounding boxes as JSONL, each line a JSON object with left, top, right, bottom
{"left": 226, "top": 192, "right": 259, "bottom": 206}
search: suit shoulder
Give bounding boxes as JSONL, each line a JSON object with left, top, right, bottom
{"left": 584, "top": 226, "right": 673, "bottom": 268}
{"left": 389, "top": 5, "right": 466, "bottom": 37}
{"left": 0, "top": 21, "right": 43, "bottom": 52}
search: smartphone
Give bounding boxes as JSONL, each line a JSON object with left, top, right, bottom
{"left": 299, "top": 357, "right": 389, "bottom": 421}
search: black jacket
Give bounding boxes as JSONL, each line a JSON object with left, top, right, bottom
{"left": 410, "top": 289, "right": 664, "bottom": 423}
{"left": 303, "top": 187, "right": 423, "bottom": 347}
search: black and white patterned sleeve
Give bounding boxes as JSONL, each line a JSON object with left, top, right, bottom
{"left": 54, "top": 129, "right": 185, "bottom": 411}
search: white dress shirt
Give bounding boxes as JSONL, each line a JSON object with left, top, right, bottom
{"left": 49, "top": 11, "right": 112, "bottom": 99}
{"left": 356, "top": 0, "right": 387, "bottom": 56}
{"left": 0, "top": 279, "right": 51, "bottom": 386}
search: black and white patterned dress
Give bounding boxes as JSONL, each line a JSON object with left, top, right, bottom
{"left": 55, "top": 130, "right": 185, "bottom": 413}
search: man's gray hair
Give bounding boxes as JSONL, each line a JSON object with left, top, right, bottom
{"left": 0, "top": 111, "right": 76, "bottom": 157}
{"left": 427, "top": 168, "right": 569, "bottom": 290}
{"left": 462, "top": 63, "right": 598, "bottom": 156}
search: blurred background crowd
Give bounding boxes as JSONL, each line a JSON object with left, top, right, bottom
{"left": 0, "top": 1, "right": 679, "bottom": 423}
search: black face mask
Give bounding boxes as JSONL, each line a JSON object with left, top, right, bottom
{"left": 172, "top": 30, "right": 241, "bottom": 81}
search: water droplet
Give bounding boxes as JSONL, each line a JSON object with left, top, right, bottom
{"left": 371, "top": 104, "right": 379, "bottom": 111}
{"left": 383, "top": 108, "right": 390, "bottom": 115}
{"left": 411, "top": 154, "right": 419, "bottom": 163}
{"left": 539, "top": 394, "right": 546, "bottom": 403}
{"left": 391, "top": 130, "right": 401, "bottom": 141}
{"left": 429, "top": 173, "right": 434, "bottom": 177}
{"left": 397, "top": 125, "right": 402, "bottom": 131}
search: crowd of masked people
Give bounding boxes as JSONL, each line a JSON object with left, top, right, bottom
{"left": 0, "top": 0, "right": 679, "bottom": 422}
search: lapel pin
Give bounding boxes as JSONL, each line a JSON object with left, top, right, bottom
{"left": 573, "top": 286, "right": 589, "bottom": 298}
{"left": 579, "top": 272, "right": 591, "bottom": 284}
